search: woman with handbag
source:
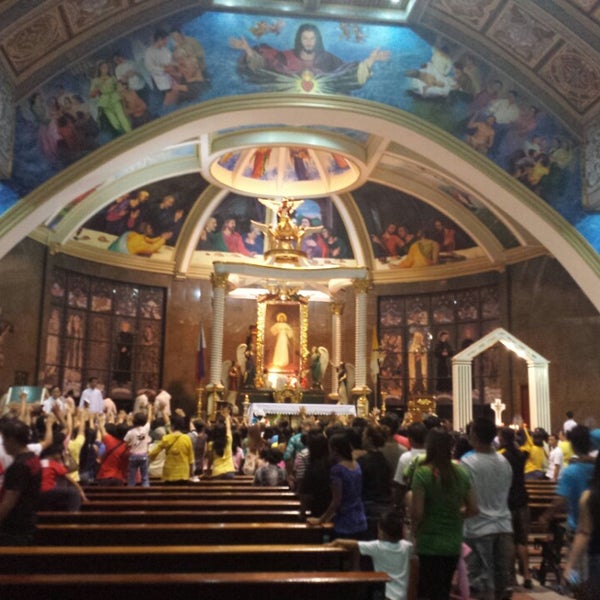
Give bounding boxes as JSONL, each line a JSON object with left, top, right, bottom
{"left": 149, "top": 412, "right": 194, "bottom": 484}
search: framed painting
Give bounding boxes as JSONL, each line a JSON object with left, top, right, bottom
{"left": 256, "top": 298, "right": 308, "bottom": 381}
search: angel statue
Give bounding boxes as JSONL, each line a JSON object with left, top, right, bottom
{"left": 252, "top": 197, "right": 322, "bottom": 265}
{"left": 310, "top": 346, "right": 329, "bottom": 389}
{"left": 235, "top": 342, "right": 256, "bottom": 389}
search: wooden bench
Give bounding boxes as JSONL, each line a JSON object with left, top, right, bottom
{"left": 146, "top": 477, "right": 256, "bottom": 485}
{"left": 0, "top": 544, "right": 349, "bottom": 575}
{"left": 83, "top": 490, "right": 296, "bottom": 501}
{"left": 81, "top": 499, "right": 301, "bottom": 511}
{"left": 34, "top": 522, "right": 333, "bottom": 546}
{"left": 85, "top": 484, "right": 290, "bottom": 492}
{"left": 38, "top": 509, "right": 304, "bottom": 524}
{"left": 0, "top": 571, "right": 389, "bottom": 600}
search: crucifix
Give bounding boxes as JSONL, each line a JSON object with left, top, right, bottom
{"left": 491, "top": 398, "right": 506, "bottom": 427}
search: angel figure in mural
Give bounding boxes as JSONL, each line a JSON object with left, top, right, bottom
{"left": 270, "top": 313, "right": 294, "bottom": 369}
{"left": 310, "top": 346, "right": 329, "bottom": 389}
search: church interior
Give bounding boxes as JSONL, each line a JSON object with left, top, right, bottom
{"left": 1, "top": 0, "right": 600, "bottom": 432}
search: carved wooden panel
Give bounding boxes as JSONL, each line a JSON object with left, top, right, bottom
{"left": 0, "top": 67, "right": 14, "bottom": 178}
{"left": 62, "top": 0, "right": 129, "bottom": 35}
{"left": 487, "top": 2, "right": 558, "bottom": 68}
{"left": 566, "top": 0, "right": 598, "bottom": 13}
{"left": 432, "top": 0, "right": 502, "bottom": 30}
{"left": 0, "top": 7, "right": 69, "bottom": 75}
{"left": 539, "top": 43, "right": 600, "bottom": 112}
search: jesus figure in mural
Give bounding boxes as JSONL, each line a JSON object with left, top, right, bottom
{"left": 270, "top": 312, "right": 293, "bottom": 369}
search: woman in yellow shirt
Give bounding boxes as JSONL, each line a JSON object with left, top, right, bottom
{"left": 206, "top": 412, "right": 236, "bottom": 479}
{"left": 149, "top": 414, "right": 194, "bottom": 483}
{"left": 521, "top": 427, "right": 547, "bottom": 480}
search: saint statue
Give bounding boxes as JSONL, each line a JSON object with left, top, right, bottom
{"left": 337, "top": 362, "right": 348, "bottom": 404}
{"left": 310, "top": 346, "right": 329, "bottom": 389}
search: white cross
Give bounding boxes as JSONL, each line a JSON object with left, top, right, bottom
{"left": 491, "top": 398, "right": 506, "bottom": 427}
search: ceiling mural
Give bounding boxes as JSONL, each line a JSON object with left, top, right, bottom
{"left": 78, "top": 173, "right": 207, "bottom": 258}
{"left": 1, "top": 0, "right": 600, "bottom": 295}
{"left": 354, "top": 182, "right": 481, "bottom": 271}
{"left": 2, "top": 11, "right": 580, "bottom": 221}
{"left": 439, "top": 184, "right": 519, "bottom": 249}
{"left": 192, "top": 194, "right": 354, "bottom": 266}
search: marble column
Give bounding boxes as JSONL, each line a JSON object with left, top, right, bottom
{"left": 207, "top": 272, "right": 228, "bottom": 417}
{"left": 527, "top": 362, "right": 551, "bottom": 432}
{"left": 352, "top": 277, "right": 371, "bottom": 394}
{"left": 452, "top": 358, "right": 473, "bottom": 431}
{"left": 329, "top": 302, "right": 344, "bottom": 399}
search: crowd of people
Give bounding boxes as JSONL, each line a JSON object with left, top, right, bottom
{"left": 1, "top": 391, "right": 599, "bottom": 600}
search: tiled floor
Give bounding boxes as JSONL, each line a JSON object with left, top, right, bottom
{"left": 451, "top": 577, "right": 570, "bottom": 600}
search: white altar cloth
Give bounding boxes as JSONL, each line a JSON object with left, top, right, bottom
{"left": 247, "top": 402, "right": 356, "bottom": 421}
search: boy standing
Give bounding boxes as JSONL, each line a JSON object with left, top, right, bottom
{"left": 332, "top": 510, "right": 413, "bottom": 600}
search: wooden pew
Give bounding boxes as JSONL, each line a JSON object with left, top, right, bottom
{"left": 83, "top": 490, "right": 295, "bottom": 501}
{"left": 0, "top": 544, "right": 349, "bottom": 575}
{"left": 34, "top": 522, "right": 333, "bottom": 546}
{"left": 85, "top": 484, "right": 290, "bottom": 492}
{"left": 38, "top": 509, "right": 304, "bottom": 524}
{"left": 0, "top": 571, "right": 390, "bottom": 600}
{"left": 81, "top": 499, "right": 301, "bottom": 511}
{"left": 147, "top": 477, "right": 256, "bottom": 485}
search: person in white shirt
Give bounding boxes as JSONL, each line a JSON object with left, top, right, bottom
{"left": 124, "top": 403, "right": 153, "bottom": 487}
{"left": 154, "top": 389, "right": 171, "bottom": 418}
{"left": 144, "top": 29, "right": 179, "bottom": 105}
{"left": 113, "top": 53, "right": 148, "bottom": 101}
{"left": 332, "top": 510, "right": 413, "bottom": 600}
{"left": 103, "top": 397, "right": 117, "bottom": 420}
{"left": 546, "top": 433, "right": 564, "bottom": 481}
{"left": 79, "top": 377, "right": 104, "bottom": 414}
{"left": 563, "top": 411, "right": 577, "bottom": 434}
{"left": 393, "top": 422, "right": 427, "bottom": 498}
{"left": 41, "top": 386, "right": 65, "bottom": 415}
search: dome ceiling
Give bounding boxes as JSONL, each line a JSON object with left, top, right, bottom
{"left": 30, "top": 116, "right": 541, "bottom": 284}
{"left": 1, "top": 0, "right": 599, "bottom": 129}
{"left": 1, "top": 0, "right": 600, "bottom": 307}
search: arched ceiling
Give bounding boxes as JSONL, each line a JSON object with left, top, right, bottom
{"left": 1, "top": 0, "right": 600, "bottom": 308}
{"left": 2, "top": 0, "right": 599, "bottom": 129}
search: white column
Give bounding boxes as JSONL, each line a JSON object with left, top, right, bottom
{"left": 209, "top": 272, "right": 228, "bottom": 386}
{"left": 352, "top": 278, "right": 371, "bottom": 393}
{"left": 527, "top": 361, "right": 551, "bottom": 432}
{"left": 452, "top": 359, "right": 473, "bottom": 431}
{"left": 330, "top": 302, "right": 344, "bottom": 397}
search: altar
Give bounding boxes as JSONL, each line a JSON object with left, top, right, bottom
{"left": 247, "top": 402, "right": 356, "bottom": 423}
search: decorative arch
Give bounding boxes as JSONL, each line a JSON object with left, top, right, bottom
{"left": 4, "top": 96, "right": 599, "bottom": 309}
{"left": 452, "top": 327, "right": 550, "bottom": 432}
